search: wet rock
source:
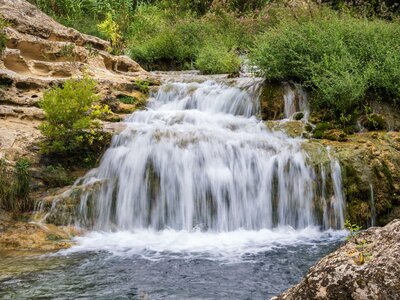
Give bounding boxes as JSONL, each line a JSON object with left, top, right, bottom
{"left": 265, "top": 120, "right": 306, "bottom": 138}
{"left": 259, "top": 83, "right": 285, "bottom": 120}
{"left": 0, "top": 214, "right": 79, "bottom": 251}
{"left": 304, "top": 131, "right": 400, "bottom": 228}
{"left": 272, "top": 219, "right": 400, "bottom": 300}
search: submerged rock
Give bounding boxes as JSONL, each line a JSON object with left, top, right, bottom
{"left": 273, "top": 219, "right": 400, "bottom": 300}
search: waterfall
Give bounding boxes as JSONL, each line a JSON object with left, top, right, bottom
{"left": 75, "top": 78, "right": 344, "bottom": 232}
{"left": 283, "top": 83, "right": 309, "bottom": 119}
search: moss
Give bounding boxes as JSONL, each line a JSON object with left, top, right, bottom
{"left": 323, "top": 129, "right": 347, "bottom": 142}
{"left": 118, "top": 95, "right": 137, "bottom": 105}
{"left": 46, "top": 233, "right": 64, "bottom": 241}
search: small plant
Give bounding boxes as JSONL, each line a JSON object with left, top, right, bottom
{"left": 344, "top": 219, "right": 362, "bottom": 240}
{"left": 57, "top": 43, "right": 76, "bottom": 60}
{"left": 134, "top": 80, "right": 150, "bottom": 95}
{"left": 118, "top": 96, "right": 136, "bottom": 104}
{"left": 339, "top": 113, "right": 352, "bottom": 128}
{"left": 84, "top": 43, "right": 100, "bottom": 58}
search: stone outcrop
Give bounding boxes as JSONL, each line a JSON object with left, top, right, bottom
{"left": 0, "top": 0, "right": 158, "bottom": 163}
{"left": 273, "top": 219, "right": 400, "bottom": 300}
{"left": 303, "top": 131, "right": 400, "bottom": 228}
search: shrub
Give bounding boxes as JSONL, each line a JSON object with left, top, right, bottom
{"left": 250, "top": 6, "right": 400, "bottom": 114}
{"left": 28, "top": 0, "right": 134, "bottom": 39}
{"left": 0, "top": 158, "right": 33, "bottom": 212}
{"left": 39, "top": 76, "right": 111, "bottom": 166}
{"left": 97, "top": 12, "right": 122, "bottom": 51}
{"left": 195, "top": 42, "right": 241, "bottom": 74}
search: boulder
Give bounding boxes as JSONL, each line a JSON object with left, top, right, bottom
{"left": 273, "top": 219, "right": 400, "bottom": 300}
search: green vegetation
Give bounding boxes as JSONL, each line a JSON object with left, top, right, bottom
{"left": 344, "top": 219, "right": 362, "bottom": 239}
{"left": 0, "top": 158, "right": 33, "bottom": 212}
{"left": 41, "top": 165, "right": 75, "bottom": 187}
{"left": 39, "top": 75, "right": 111, "bottom": 166}
{"left": 252, "top": 4, "right": 400, "bottom": 116}
{"left": 250, "top": 5, "right": 400, "bottom": 115}
{"left": 27, "top": 0, "right": 400, "bottom": 112}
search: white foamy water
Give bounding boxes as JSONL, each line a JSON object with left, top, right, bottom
{"left": 62, "top": 227, "right": 347, "bottom": 261}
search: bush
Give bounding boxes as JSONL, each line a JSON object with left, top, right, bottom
{"left": 28, "top": 0, "right": 134, "bottom": 39}
{"left": 0, "top": 158, "right": 32, "bottom": 212}
{"left": 195, "top": 42, "right": 241, "bottom": 74}
{"left": 39, "top": 76, "right": 111, "bottom": 166}
{"left": 126, "top": 4, "right": 253, "bottom": 73}
{"left": 250, "top": 6, "right": 400, "bottom": 114}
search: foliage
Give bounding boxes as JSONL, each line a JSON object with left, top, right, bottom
{"left": 126, "top": 4, "right": 260, "bottom": 72}
{"left": 118, "top": 96, "right": 136, "bottom": 105}
{"left": 97, "top": 12, "right": 121, "bottom": 50}
{"left": 28, "top": 0, "right": 134, "bottom": 38}
{"left": 39, "top": 76, "right": 111, "bottom": 166}
{"left": 0, "top": 158, "right": 33, "bottom": 212}
{"left": 195, "top": 42, "right": 241, "bottom": 74}
{"left": 250, "top": 6, "right": 400, "bottom": 114}
{"left": 344, "top": 219, "right": 362, "bottom": 239}
{"left": 134, "top": 80, "right": 150, "bottom": 94}
{"left": 323, "top": 0, "right": 399, "bottom": 19}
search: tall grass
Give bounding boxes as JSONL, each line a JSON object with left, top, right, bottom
{"left": 0, "top": 159, "right": 32, "bottom": 212}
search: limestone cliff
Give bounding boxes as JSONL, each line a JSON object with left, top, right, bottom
{"left": 0, "top": 0, "right": 158, "bottom": 163}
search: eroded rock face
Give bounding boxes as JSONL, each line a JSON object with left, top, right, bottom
{"left": 273, "top": 219, "right": 400, "bottom": 300}
{"left": 0, "top": 0, "right": 158, "bottom": 163}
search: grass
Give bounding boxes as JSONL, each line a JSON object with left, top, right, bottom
{"left": 0, "top": 158, "right": 33, "bottom": 213}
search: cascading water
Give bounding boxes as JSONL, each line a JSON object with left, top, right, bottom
{"left": 283, "top": 82, "right": 309, "bottom": 119}
{"left": 76, "top": 78, "right": 344, "bottom": 232}
{"left": 3, "top": 75, "right": 348, "bottom": 300}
